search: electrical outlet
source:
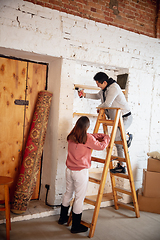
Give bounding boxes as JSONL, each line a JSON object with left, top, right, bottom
{"left": 45, "top": 184, "right": 50, "bottom": 190}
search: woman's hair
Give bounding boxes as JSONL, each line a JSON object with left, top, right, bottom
{"left": 67, "top": 116, "right": 90, "bottom": 144}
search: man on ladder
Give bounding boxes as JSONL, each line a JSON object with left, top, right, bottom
{"left": 78, "top": 71, "right": 133, "bottom": 174}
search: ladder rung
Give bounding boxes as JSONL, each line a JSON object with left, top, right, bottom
{"left": 81, "top": 220, "right": 91, "bottom": 228}
{"left": 84, "top": 197, "right": 96, "bottom": 206}
{"left": 98, "top": 119, "right": 114, "bottom": 126}
{"left": 0, "top": 207, "right": 5, "bottom": 211}
{"left": 91, "top": 156, "right": 105, "bottom": 164}
{"left": 114, "top": 141, "right": 123, "bottom": 145}
{"left": 114, "top": 187, "right": 132, "bottom": 195}
{"left": 85, "top": 193, "right": 122, "bottom": 204}
{"left": 111, "top": 155, "right": 126, "bottom": 162}
{"left": 89, "top": 177, "right": 101, "bottom": 184}
{"left": 117, "top": 201, "right": 135, "bottom": 211}
{"left": 110, "top": 172, "right": 129, "bottom": 179}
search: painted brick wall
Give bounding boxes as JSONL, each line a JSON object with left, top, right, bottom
{"left": 24, "top": 0, "right": 160, "bottom": 38}
{"left": 0, "top": 0, "right": 160, "bottom": 205}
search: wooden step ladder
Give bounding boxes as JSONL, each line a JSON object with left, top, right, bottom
{"left": 68, "top": 107, "right": 140, "bottom": 238}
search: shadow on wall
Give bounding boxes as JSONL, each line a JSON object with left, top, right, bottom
{"left": 109, "top": 0, "right": 119, "bottom": 15}
{"left": 132, "top": 163, "right": 140, "bottom": 191}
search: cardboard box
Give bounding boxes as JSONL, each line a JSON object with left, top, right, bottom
{"left": 138, "top": 188, "right": 160, "bottom": 214}
{"left": 142, "top": 169, "right": 160, "bottom": 198}
{"left": 147, "top": 157, "right": 160, "bottom": 173}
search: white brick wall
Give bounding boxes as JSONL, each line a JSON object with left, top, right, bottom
{"left": 0, "top": 0, "right": 160, "bottom": 205}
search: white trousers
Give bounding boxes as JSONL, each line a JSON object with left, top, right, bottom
{"left": 62, "top": 168, "right": 89, "bottom": 214}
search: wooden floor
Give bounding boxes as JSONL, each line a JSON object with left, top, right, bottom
{"left": 0, "top": 204, "right": 160, "bottom": 240}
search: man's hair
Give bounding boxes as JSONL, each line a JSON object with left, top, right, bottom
{"left": 94, "top": 72, "right": 109, "bottom": 84}
{"left": 67, "top": 116, "right": 90, "bottom": 144}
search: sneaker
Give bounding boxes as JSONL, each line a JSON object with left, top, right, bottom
{"left": 127, "top": 133, "right": 133, "bottom": 148}
{"left": 110, "top": 163, "right": 126, "bottom": 174}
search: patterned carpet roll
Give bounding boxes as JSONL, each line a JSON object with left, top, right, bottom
{"left": 11, "top": 90, "right": 53, "bottom": 214}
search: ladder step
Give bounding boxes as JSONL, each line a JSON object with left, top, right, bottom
{"left": 98, "top": 119, "right": 114, "bottom": 126}
{"left": 89, "top": 177, "right": 101, "bottom": 184}
{"left": 111, "top": 155, "right": 126, "bottom": 162}
{"left": 91, "top": 156, "right": 105, "bottom": 164}
{"left": 84, "top": 193, "right": 122, "bottom": 205}
{"left": 117, "top": 201, "right": 135, "bottom": 211}
{"left": 114, "top": 140, "right": 123, "bottom": 145}
{"left": 84, "top": 197, "right": 96, "bottom": 206}
{"left": 67, "top": 216, "right": 92, "bottom": 228}
{"left": 114, "top": 187, "right": 132, "bottom": 195}
{"left": 110, "top": 172, "right": 130, "bottom": 179}
{"left": 81, "top": 220, "right": 91, "bottom": 228}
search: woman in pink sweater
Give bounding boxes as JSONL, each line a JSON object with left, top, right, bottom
{"left": 58, "top": 116, "right": 110, "bottom": 234}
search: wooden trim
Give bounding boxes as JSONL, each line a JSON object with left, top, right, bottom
{"left": 74, "top": 84, "right": 100, "bottom": 90}
{"left": 73, "top": 112, "right": 98, "bottom": 117}
{"left": 74, "top": 84, "right": 126, "bottom": 95}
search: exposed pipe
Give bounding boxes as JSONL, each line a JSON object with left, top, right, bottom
{"left": 45, "top": 184, "right": 61, "bottom": 208}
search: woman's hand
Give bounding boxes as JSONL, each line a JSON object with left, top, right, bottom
{"left": 97, "top": 137, "right": 104, "bottom": 142}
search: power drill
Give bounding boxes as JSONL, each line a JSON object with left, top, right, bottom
{"left": 75, "top": 87, "right": 84, "bottom": 98}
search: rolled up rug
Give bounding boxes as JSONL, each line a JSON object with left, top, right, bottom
{"left": 11, "top": 90, "right": 53, "bottom": 214}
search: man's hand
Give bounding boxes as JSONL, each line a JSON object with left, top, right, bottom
{"left": 78, "top": 89, "right": 86, "bottom": 98}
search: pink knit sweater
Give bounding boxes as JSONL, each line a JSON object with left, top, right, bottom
{"left": 66, "top": 133, "right": 110, "bottom": 171}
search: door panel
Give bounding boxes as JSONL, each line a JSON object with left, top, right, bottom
{"left": 26, "top": 62, "right": 47, "bottom": 199}
{"left": 0, "top": 57, "right": 27, "bottom": 200}
{"left": 0, "top": 57, "right": 47, "bottom": 201}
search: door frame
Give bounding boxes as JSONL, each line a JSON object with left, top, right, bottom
{"left": 0, "top": 47, "right": 63, "bottom": 205}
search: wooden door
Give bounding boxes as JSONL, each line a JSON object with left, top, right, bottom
{"left": 0, "top": 57, "right": 47, "bottom": 201}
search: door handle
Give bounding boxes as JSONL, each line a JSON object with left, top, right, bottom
{"left": 14, "top": 99, "right": 29, "bottom": 106}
